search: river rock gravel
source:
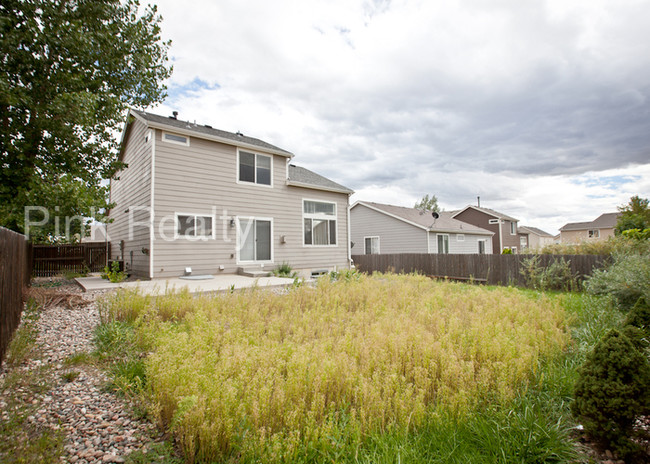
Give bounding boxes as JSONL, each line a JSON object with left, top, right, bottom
{"left": 0, "top": 282, "right": 165, "bottom": 463}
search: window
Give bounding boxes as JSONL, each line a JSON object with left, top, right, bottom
{"left": 437, "top": 234, "right": 449, "bottom": 254}
{"left": 163, "top": 131, "right": 189, "bottom": 146}
{"left": 303, "top": 200, "right": 337, "bottom": 245}
{"left": 520, "top": 236, "right": 527, "bottom": 249}
{"left": 588, "top": 229, "right": 600, "bottom": 238}
{"left": 364, "top": 236, "right": 379, "bottom": 254}
{"left": 478, "top": 240, "right": 486, "bottom": 254}
{"left": 488, "top": 219, "right": 500, "bottom": 225}
{"left": 177, "top": 214, "right": 213, "bottom": 238}
{"left": 238, "top": 218, "right": 272, "bottom": 262}
{"left": 238, "top": 151, "right": 271, "bottom": 186}
{"left": 510, "top": 221, "right": 516, "bottom": 235}
{"left": 456, "top": 234, "right": 465, "bottom": 242}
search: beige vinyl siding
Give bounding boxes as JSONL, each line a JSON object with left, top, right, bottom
{"left": 428, "top": 232, "right": 493, "bottom": 254}
{"left": 108, "top": 118, "right": 152, "bottom": 278}
{"left": 560, "top": 228, "right": 615, "bottom": 244}
{"left": 350, "top": 204, "right": 428, "bottom": 254}
{"left": 151, "top": 132, "right": 349, "bottom": 278}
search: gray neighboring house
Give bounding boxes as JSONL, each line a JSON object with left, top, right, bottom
{"left": 109, "top": 109, "right": 353, "bottom": 279}
{"left": 350, "top": 201, "right": 494, "bottom": 255}
{"left": 518, "top": 226, "right": 555, "bottom": 251}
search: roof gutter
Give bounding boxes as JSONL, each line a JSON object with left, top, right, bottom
{"left": 286, "top": 180, "right": 353, "bottom": 195}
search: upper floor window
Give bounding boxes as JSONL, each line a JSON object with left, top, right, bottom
{"left": 163, "top": 131, "right": 189, "bottom": 146}
{"left": 239, "top": 151, "right": 271, "bottom": 186}
{"left": 510, "top": 221, "right": 516, "bottom": 235}
{"left": 303, "top": 200, "right": 336, "bottom": 246}
{"left": 488, "top": 219, "right": 500, "bottom": 225}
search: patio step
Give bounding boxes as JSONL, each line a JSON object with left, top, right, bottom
{"left": 237, "top": 267, "right": 270, "bottom": 278}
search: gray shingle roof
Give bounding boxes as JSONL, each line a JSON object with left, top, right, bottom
{"left": 451, "top": 205, "right": 519, "bottom": 222}
{"left": 288, "top": 165, "right": 353, "bottom": 194}
{"left": 519, "top": 226, "right": 554, "bottom": 237}
{"left": 131, "top": 109, "right": 293, "bottom": 156}
{"left": 356, "top": 201, "right": 494, "bottom": 235}
{"left": 559, "top": 212, "right": 621, "bottom": 231}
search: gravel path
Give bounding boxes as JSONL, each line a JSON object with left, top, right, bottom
{"left": 0, "top": 284, "right": 165, "bottom": 464}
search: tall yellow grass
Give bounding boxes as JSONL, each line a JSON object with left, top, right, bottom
{"left": 101, "top": 274, "right": 569, "bottom": 462}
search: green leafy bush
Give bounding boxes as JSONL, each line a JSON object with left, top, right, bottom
{"left": 520, "top": 256, "right": 578, "bottom": 291}
{"left": 586, "top": 252, "right": 650, "bottom": 310}
{"left": 101, "top": 260, "right": 127, "bottom": 283}
{"left": 271, "top": 262, "right": 297, "bottom": 278}
{"left": 571, "top": 329, "right": 650, "bottom": 460}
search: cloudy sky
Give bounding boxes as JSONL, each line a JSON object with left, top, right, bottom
{"left": 148, "top": 0, "right": 650, "bottom": 234}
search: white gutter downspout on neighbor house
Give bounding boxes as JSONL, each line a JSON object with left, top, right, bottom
{"left": 149, "top": 128, "right": 155, "bottom": 279}
{"left": 499, "top": 219, "right": 503, "bottom": 253}
{"left": 347, "top": 195, "right": 352, "bottom": 268}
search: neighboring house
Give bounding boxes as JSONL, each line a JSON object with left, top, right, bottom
{"left": 518, "top": 226, "right": 555, "bottom": 251}
{"left": 80, "top": 224, "right": 108, "bottom": 243}
{"left": 109, "top": 109, "right": 353, "bottom": 279}
{"left": 451, "top": 205, "right": 520, "bottom": 253}
{"left": 559, "top": 213, "right": 621, "bottom": 244}
{"left": 350, "top": 201, "right": 494, "bottom": 255}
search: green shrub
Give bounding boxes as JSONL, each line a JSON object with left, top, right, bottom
{"left": 571, "top": 328, "right": 650, "bottom": 460}
{"left": 586, "top": 252, "right": 650, "bottom": 310}
{"left": 520, "top": 256, "right": 578, "bottom": 291}
{"left": 502, "top": 248, "right": 513, "bottom": 254}
{"left": 101, "top": 260, "right": 127, "bottom": 283}
{"left": 271, "top": 262, "right": 297, "bottom": 278}
{"left": 624, "top": 297, "right": 650, "bottom": 335}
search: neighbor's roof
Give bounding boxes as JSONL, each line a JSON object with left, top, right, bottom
{"left": 353, "top": 201, "right": 494, "bottom": 235}
{"left": 559, "top": 212, "right": 621, "bottom": 231}
{"left": 518, "top": 226, "right": 554, "bottom": 237}
{"left": 451, "top": 205, "right": 519, "bottom": 222}
{"left": 127, "top": 109, "right": 293, "bottom": 157}
{"left": 288, "top": 164, "right": 354, "bottom": 194}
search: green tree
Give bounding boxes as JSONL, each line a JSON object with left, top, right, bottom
{"left": 414, "top": 194, "right": 440, "bottom": 212}
{"left": 0, "top": 0, "right": 172, "bottom": 240}
{"left": 615, "top": 195, "right": 650, "bottom": 234}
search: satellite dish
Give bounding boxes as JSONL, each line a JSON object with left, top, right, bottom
{"left": 432, "top": 212, "right": 439, "bottom": 219}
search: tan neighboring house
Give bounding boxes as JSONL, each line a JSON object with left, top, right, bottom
{"left": 451, "top": 206, "right": 520, "bottom": 253}
{"left": 350, "top": 201, "right": 494, "bottom": 255}
{"left": 518, "top": 226, "right": 555, "bottom": 251}
{"left": 559, "top": 213, "right": 621, "bottom": 244}
{"left": 109, "top": 109, "right": 353, "bottom": 279}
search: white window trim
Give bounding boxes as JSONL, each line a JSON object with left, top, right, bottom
{"left": 436, "top": 233, "right": 450, "bottom": 254}
{"left": 456, "top": 234, "right": 465, "bottom": 242}
{"left": 478, "top": 239, "right": 487, "bottom": 254}
{"left": 588, "top": 229, "right": 600, "bottom": 238}
{"left": 488, "top": 219, "right": 500, "bottom": 225}
{"left": 510, "top": 221, "right": 516, "bottom": 235}
{"left": 236, "top": 148, "right": 273, "bottom": 188}
{"left": 364, "top": 236, "right": 380, "bottom": 254}
{"left": 302, "top": 198, "right": 338, "bottom": 247}
{"left": 174, "top": 212, "right": 216, "bottom": 240}
{"left": 236, "top": 216, "right": 274, "bottom": 264}
{"left": 162, "top": 131, "right": 190, "bottom": 146}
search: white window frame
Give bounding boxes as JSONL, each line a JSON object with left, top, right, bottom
{"left": 437, "top": 233, "right": 450, "bottom": 254}
{"left": 510, "top": 221, "right": 516, "bottom": 235}
{"left": 175, "top": 212, "right": 216, "bottom": 240}
{"left": 588, "top": 229, "right": 600, "bottom": 238}
{"left": 488, "top": 219, "right": 500, "bottom": 225}
{"left": 478, "top": 239, "right": 487, "bottom": 254}
{"left": 162, "top": 131, "right": 190, "bottom": 146}
{"left": 456, "top": 234, "right": 465, "bottom": 242}
{"left": 236, "top": 149, "right": 273, "bottom": 188}
{"left": 520, "top": 236, "right": 527, "bottom": 249}
{"left": 364, "top": 236, "right": 380, "bottom": 254}
{"left": 303, "top": 199, "right": 338, "bottom": 247}
{"left": 236, "top": 216, "right": 274, "bottom": 264}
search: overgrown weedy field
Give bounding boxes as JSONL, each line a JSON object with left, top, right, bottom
{"left": 99, "top": 273, "right": 583, "bottom": 463}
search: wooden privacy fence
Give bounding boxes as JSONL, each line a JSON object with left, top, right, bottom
{"left": 32, "top": 242, "right": 110, "bottom": 277}
{"left": 352, "top": 253, "right": 609, "bottom": 287}
{"left": 1, "top": 227, "right": 31, "bottom": 366}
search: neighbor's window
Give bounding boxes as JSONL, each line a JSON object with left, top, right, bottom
{"left": 239, "top": 151, "right": 271, "bottom": 186}
{"left": 488, "top": 219, "right": 500, "bottom": 225}
{"left": 510, "top": 221, "right": 516, "bottom": 235}
{"left": 588, "top": 229, "right": 600, "bottom": 238}
{"left": 303, "top": 200, "right": 336, "bottom": 245}
{"left": 457, "top": 234, "right": 465, "bottom": 242}
{"left": 478, "top": 240, "right": 486, "bottom": 254}
{"left": 163, "top": 131, "right": 189, "bottom": 146}
{"left": 364, "top": 236, "right": 379, "bottom": 254}
{"left": 177, "top": 214, "right": 213, "bottom": 238}
{"left": 437, "top": 234, "right": 449, "bottom": 254}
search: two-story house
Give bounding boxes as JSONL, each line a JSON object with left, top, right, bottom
{"left": 451, "top": 205, "right": 520, "bottom": 253}
{"left": 108, "top": 109, "right": 353, "bottom": 279}
{"left": 559, "top": 213, "right": 621, "bottom": 244}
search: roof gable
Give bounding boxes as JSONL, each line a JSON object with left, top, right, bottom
{"left": 353, "top": 201, "right": 493, "bottom": 235}
{"left": 451, "top": 205, "right": 519, "bottom": 222}
{"left": 519, "top": 226, "right": 553, "bottom": 237}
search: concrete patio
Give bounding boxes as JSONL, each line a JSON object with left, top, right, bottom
{"left": 75, "top": 274, "right": 296, "bottom": 295}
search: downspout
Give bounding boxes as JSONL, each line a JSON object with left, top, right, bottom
{"left": 347, "top": 194, "right": 352, "bottom": 268}
{"left": 498, "top": 219, "right": 503, "bottom": 253}
{"left": 149, "top": 129, "right": 155, "bottom": 279}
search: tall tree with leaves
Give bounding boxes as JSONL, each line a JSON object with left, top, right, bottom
{"left": 615, "top": 195, "right": 650, "bottom": 235}
{"left": 0, "top": 0, "right": 172, "bottom": 240}
{"left": 414, "top": 194, "right": 440, "bottom": 212}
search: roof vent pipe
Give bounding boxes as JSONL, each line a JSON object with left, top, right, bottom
{"left": 477, "top": 196, "right": 480, "bottom": 207}
{"left": 172, "top": 111, "right": 178, "bottom": 119}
